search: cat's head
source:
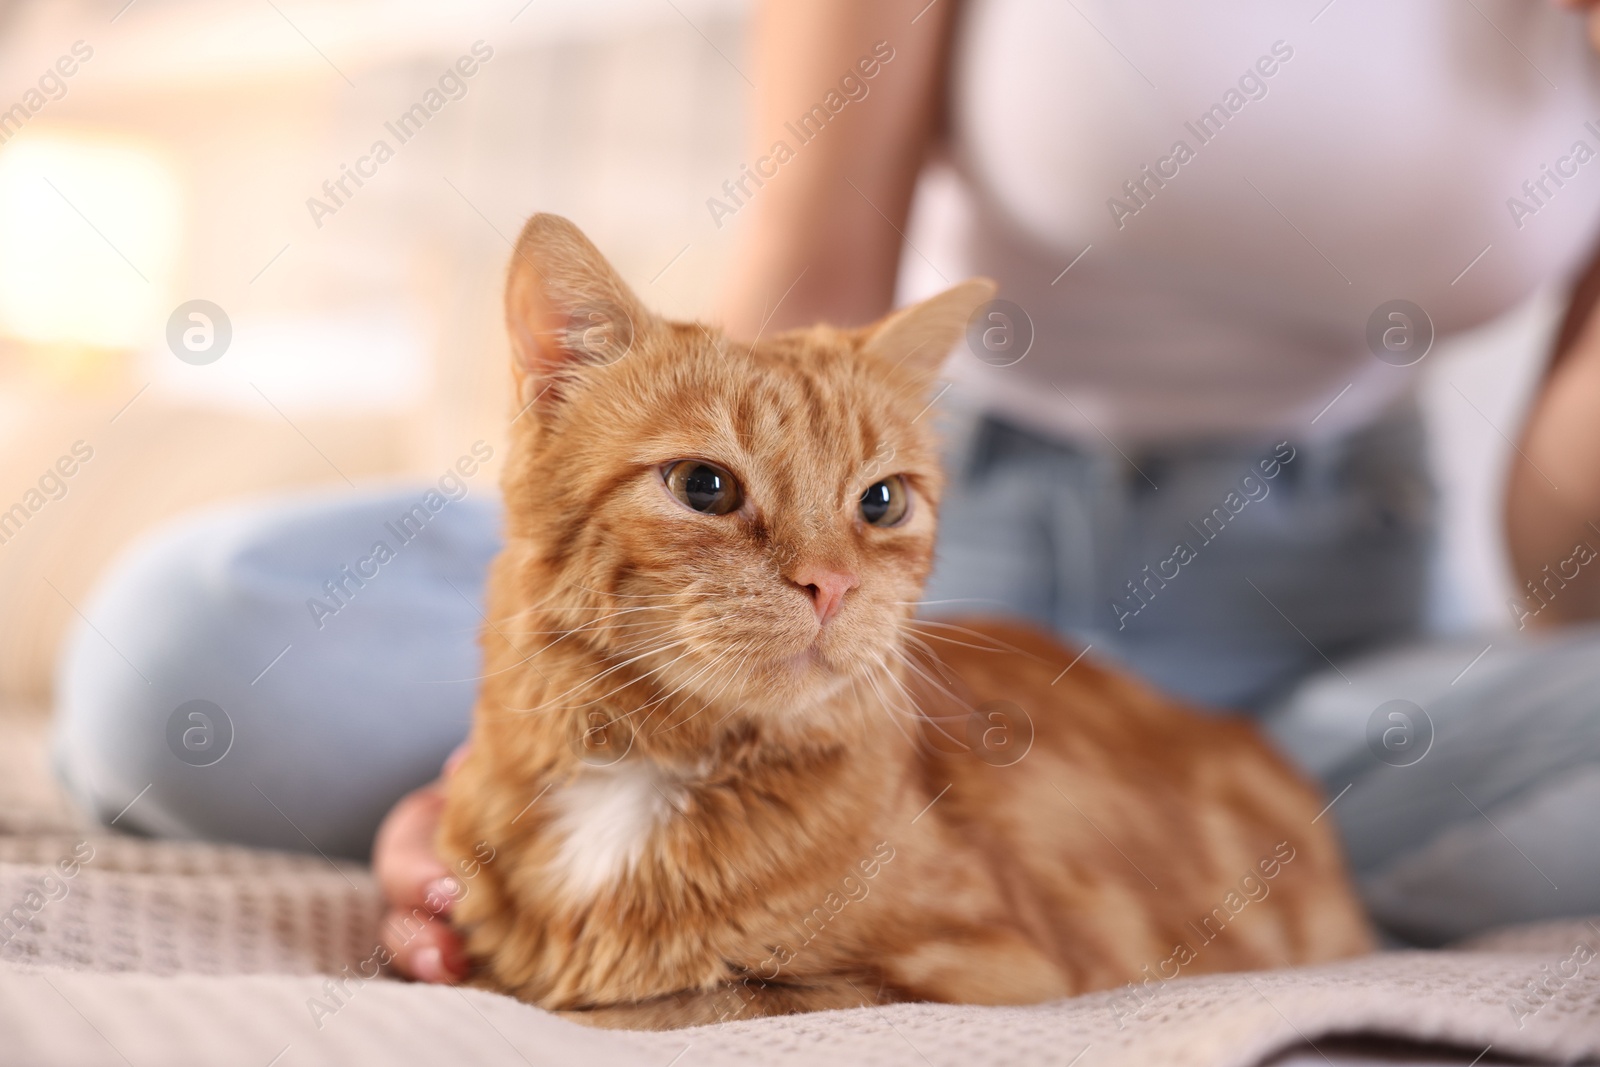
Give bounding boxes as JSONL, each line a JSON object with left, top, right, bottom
{"left": 499, "top": 214, "right": 992, "bottom": 729}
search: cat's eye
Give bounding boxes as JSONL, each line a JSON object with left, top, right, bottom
{"left": 860, "top": 475, "right": 910, "bottom": 526}
{"left": 663, "top": 460, "right": 742, "bottom": 515}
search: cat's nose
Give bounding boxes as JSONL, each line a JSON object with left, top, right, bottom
{"left": 789, "top": 565, "right": 859, "bottom": 626}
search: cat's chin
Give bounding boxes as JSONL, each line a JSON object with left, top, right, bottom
{"left": 771, "top": 648, "right": 858, "bottom": 703}
{"left": 698, "top": 647, "right": 855, "bottom": 719}
{"left": 781, "top": 640, "right": 861, "bottom": 683}
{"left": 786, "top": 647, "right": 820, "bottom": 671}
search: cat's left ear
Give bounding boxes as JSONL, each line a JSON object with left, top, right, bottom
{"left": 504, "top": 213, "right": 656, "bottom": 406}
{"left": 859, "top": 278, "right": 997, "bottom": 379}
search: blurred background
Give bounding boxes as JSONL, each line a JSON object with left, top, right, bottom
{"left": 0, "top": 0, "right": 1557, "bottom": 710}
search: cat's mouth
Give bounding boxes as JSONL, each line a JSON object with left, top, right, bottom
{"left": 774, "top": 614, "right": 894, "bottom": 682}
{"left": 647, "top": 601, "right": 882, "bottom": 712}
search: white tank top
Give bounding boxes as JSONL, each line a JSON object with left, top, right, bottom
{"left": 903, "top": 0, "right": 1600, "bottom": 443}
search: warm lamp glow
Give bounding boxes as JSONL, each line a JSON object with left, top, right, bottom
{"left": 0, "top": 131, "right": 180, "bottom": 350}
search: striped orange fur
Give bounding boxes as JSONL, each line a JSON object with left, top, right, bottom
{"left": 438, "top": 214, "right": 1372, "bottom": 1029}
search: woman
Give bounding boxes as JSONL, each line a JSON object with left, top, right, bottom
{"left": 53, "top": 0, "right": 1600, "bottom": 984}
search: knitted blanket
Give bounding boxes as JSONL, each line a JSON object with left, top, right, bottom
{"left": 2, "top": 713, "right": 1597, "bottom": 1067}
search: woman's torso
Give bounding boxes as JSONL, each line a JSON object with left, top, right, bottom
{"left": 909, "top": 0, "right": 1600, "bottom": 444}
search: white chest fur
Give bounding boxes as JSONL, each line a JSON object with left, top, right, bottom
{"left": 546, "top": 760, "right": 680, "bottom": 897}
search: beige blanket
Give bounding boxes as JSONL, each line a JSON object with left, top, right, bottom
{"left": 2, "top": 713, "right": 1597, "bottom": 1067}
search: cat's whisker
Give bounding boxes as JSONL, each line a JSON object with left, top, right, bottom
{"left": 490, "top": 622, "right": 676, "bottom": 666}
{"left": 482, "top": 586, "right": 715, "bottom": 656}
{"left": 525, "top": 639, "right": 696, "bottom": 713}
{"left": 860, "top": 655, "right": 918, "bottom": 719}
{"left": 849, "top": 668, "right": 903, "bottom": 738}
{"left": 858, "top": 662, "right": 921, "bottom": 748}
{"left": 569, "top": 640, "right": 697, "bottom": 698}
{"left": 415, "top": 620, "right": 615, "bottom": 687}
{"left": 710, "top": 648, "right": 765, "bottom": 728}
{"left": 524, "top": 607, "right": 681, "bottom": 652}
{"left": 710, "top": 642, "right": 761, "bottom": 701}
{"left": 625, "top": 644, "right": 740, "bottom": 731}
{"left": 533, "top": 602, "right": 713, "bottom": 615}
{"left": 606, "top": 617, "right": 721, "bottom": 655}
{"left": 896, "top": 636, "right": 971, "bottom": 695}
{"left": 883, "top": 647, "right": 975, "bottom": 749}
{"left": 895, "top": 632, "right": 968, "bottom": 692}
{"left": 899, "top": 629, "right": 1017, "bottom": 657}
{"left": 873, "top": 654, "right": 937, "bottom": 724}
{"left": 600, "top": 627, "right": 690, "bottom": 654}
{"left": 493, "top": 582, "right": 612, "bottom": 621}
{"left": 503, "top": 604, "right": 677, "bottom": 636}
{"left": 522, "top": 648, "right": 696, "bottom": 719}
{"left": 620, "top": 639, "right": 732, "bottom": 713}
{"left": 872, "top": 647, "right": 966, "bottom": 740}
{"left": 900, "top": 618, "right": 1050, "bottom": 663}
{"left": 530, "top": 612, "right": 681, "bottom": 654}
{"left": 581, "top": 635, "right": 735, "bottom": 707}
{"left": 846, "top": 674, "right": 870, "bottom": 731}
{"left": 658, "top": 640, "right": 763, "bottom": 733}
{"left": 570, "top": 648, "right": 724, "bottom": 731}
{"left": 568, "top": 582, "right": 725, "bottom": 601}
{"left": 591, "top": 612, "right": 717, "bottom": 646}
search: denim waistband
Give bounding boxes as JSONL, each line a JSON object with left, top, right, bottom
{"left": 950, "top": 397, "right": 1429, "bottom": 497}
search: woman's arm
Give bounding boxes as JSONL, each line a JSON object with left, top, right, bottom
{"left": 716, "top": 0, "right": 957, "bottom": 338}
{"left": 1504, "top": 240, "right": 1600, "bottom": 627}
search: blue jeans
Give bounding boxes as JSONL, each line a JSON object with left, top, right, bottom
{"left": 52, "top": 406, "right": 1600, "bottom": 944}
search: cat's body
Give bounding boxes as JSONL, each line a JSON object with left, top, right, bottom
{"left": 440, "top": 215, "right": 1372, "bottom": 1029}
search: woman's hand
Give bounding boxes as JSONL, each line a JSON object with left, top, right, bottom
{"left": 371, "top": 744, "right": 471, "bottom": 983}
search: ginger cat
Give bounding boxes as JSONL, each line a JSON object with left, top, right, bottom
{"left": 439, "top": 214, "right": 1372, "bottom": 1029}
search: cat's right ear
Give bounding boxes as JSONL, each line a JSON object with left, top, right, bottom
{"left": 859, "top": 278, "right": 997, "bottom": 381}
{"left": 504, "top": 213, "right": 653, "bottom": 408}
